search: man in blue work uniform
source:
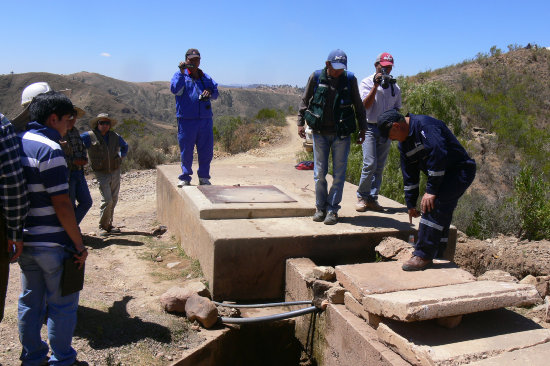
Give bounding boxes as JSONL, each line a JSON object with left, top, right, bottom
{"left": 377, "top": 110, "right": 476, "bottom": 271}
{"left": 170, "top": 48, "right": 219, "bottom": 187}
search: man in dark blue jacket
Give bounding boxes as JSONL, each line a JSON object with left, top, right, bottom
{"left": 377, "top": 110, "right": 476, "bottom": 271}
{"left": 170, "top": 48, "right": 219, "bottom": 187}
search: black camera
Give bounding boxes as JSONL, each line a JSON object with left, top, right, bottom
{"left": 379, "top": 67, "right": 397, "bottom": 89}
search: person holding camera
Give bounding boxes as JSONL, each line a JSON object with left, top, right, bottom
{"left": 355, "top": 52, "right": 401, "bottom": 212}
{"left": 170, "top": 48, "right": 219, "bottom": 187}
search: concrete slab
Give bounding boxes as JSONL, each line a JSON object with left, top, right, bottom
{"left": 335, "top": 261, "right": 475, "bottom": 302}
{"left": 189, "top": 184, "right": 315, "bottom": 219}
{"left": 364, "top": 281, "right": 541, "bottom": 321}
{"left": 377, "top": 308, "right": 550, "bottom": 366}
{"left": 158, "top": 163, "right": 432, "bottom": 300}
{"left": 465, "top": 341, "right": 550, "bottom": 366}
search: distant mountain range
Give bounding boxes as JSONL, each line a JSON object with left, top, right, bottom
{"left": 0, "top": 72, "right": 302, "bottom": 132}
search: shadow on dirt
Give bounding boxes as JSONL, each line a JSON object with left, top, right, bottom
{"left": 83, "top": 235, "right": 146, "bottom": 250}
{"left": 75, "top": 295, "right": 172, "bottom": 349}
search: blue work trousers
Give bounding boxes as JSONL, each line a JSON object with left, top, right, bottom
{"left": 414, "top": 160, "right": 476, "bottom": 259}
{"left": 68, "top": 170, "right": 92, "bottom": 225}
{"left": 18, "top": 246, "right": 79, "bottom": 366}
{"left": 312, "top": 133, "right": 351, "bottom": 214}
{"left": 177, "top": 118, "right": 214, "bottom": 182}
{"left": 357, "top": 123, "right": 391, "bottom": 202}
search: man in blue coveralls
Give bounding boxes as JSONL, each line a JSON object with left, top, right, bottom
{"left": 377, "top": 110, "right": 476, "bottom": 271}
{"left": 170, "top": 48, "right": 219, "bottom": 187}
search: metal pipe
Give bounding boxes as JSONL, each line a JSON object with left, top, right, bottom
{"left": 213, "top": 300, "right": 313, "bottom": 308}
{"left": 220, "top": 306, "right": 318, "bottom": 324}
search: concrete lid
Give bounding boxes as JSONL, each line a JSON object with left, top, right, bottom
{"left": 335, "top": 261, "right": 475, "bottom": 301}
{"left": 363, "top": 280, "right": 541, "bottom": 321}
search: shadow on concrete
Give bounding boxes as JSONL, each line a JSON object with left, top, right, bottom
{"left": 83, "top": 235, "right": 145, "bottom": 250}
{"left": 384, "top": 308, "right": 544, "bottom": 347}
{"left": 338, "top": 215, "right": 415, "bottom": 231}
{"left": 75, "top": 295, "right": 171, "bottom": 349}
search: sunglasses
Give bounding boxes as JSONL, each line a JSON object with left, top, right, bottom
{"left": 98, "top": 120, "right": 111, "bottom": 126}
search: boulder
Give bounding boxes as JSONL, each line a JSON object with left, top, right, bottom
{"left": 375, "top": 237, "right": 411, "bottom": 259}
{"left": 312, "top": 266, "right": 336, "bottom": 281}
{"left": 312, "top": 280, "right": 334, "bottom": 308}
{"left": 185, "top": 294, "right": 219, "bottom": 329}
{"left": 477, "top": 270, "right": 518, "bottom": 283}
{"left": 520, "top": 274, "right": 537, "bottom": 286}
{"left": 159, "top": 281, "right": 211, "bottom": 313}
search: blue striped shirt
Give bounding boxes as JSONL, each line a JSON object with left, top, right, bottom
{"left": 18, "top": 121, "right": 71, "bottom": 247}
{"left": 0, "top": 114, "right": 29, "bottom": 242}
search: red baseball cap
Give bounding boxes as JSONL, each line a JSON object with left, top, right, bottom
{"left": 375, "top": 52, "right": 394, "bottom": 66}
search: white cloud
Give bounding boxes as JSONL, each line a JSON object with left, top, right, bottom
{"left": 100, "top": 52, "right": 111, "bottom": 58}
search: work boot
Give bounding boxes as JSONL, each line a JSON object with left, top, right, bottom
{"left": 178, "top": 179, "right": 190, "bottom": 187}
{"left": 324, "top": 211, "right": 338, "bottom": 225}
{"left": 355, "top": 198, "right": 368, "bottom": 212}
{"left": 366, "top": 200, "right": 384, "bottom": 212}
{"left": 199, "top": 178, "right": 211, "bottom": 185}
{"left": 312, "top": 210, "right": 326, "bottom": 222}
{"left": 402, "top": 255, "right": 433, "bottom": 271}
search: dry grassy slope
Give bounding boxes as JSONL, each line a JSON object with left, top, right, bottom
{"left": 0, "top": 71, "right": 301, "bottom": 132}
{"left": 407, "top": 47, "right": 550, "bottom": 128}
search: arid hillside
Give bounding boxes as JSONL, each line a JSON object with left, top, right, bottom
{"left": 0, "top": 71, "right": 301, "bottom": 132}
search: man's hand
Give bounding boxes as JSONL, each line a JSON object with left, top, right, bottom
{"left": 408, "top": 208, "right": 420, "bottom": 224}
{"left": 298, "top": 126, "right": 306, "bottom": 139}
{"left": 201, "top": 89, "right": 211, "bottom": 99}
{"left": 73, "top": 248, "right": 88, "bottom": 270}
{"left": 8, "top": 239, "right": 23, "bottom": 263}
{"left": 373, "top": 73, "right": 383, "bottom": 86}
{"left": 178, "top": 61, "right": 187, "bottom": 72}
{"left": 356, "top": 129, "right": 365, "bottom": 144}
{"left": 421, "top": 193, "right": 436, "bottom": 214}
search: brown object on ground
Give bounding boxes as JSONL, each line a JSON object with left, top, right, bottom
{"left": 375, "top": 237, "right": 413, "bottom": 259}
{"left": 185, "top": 294, "right": 219, "bottom": 329}
{"left": 478, "top": 269, "right": 518, "bottom": 283}
{"left": 401, "top": 255, "right": 433, "bottom": 271}
{"left": 312, "top": 266, "right": 336, "bottom": 281}
{"left": 159, "top": 282, "right": 211, "bottom": 313}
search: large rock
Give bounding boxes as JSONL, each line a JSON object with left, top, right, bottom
{"left": 375, "top": 237, "right": 412, "bottom": 259}
{"left": 478, "top": 269, "right": 518, "bottom": 283}
{"left": 159, "top": 281, "right": 211, "bottom": 313}
{"left": 185, "top": 294, "right": 219, "bottom": 329}
{"left": 312, "top": 266, "right": 336, "bottom": 281}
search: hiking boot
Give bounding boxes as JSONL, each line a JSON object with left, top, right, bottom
{"left": 324, "top": 211, "right": 338, "bottom": 225}
{"left": 178, "top": 179, "right": 191, "bottom": 187}
{"left": 366, "top": 200, "right": 384, "bottom": 212}
{"left": 402, "top": 255, "right": 433, "bottom": 271}
{"left": 199, "top": 178, "right": 211, "bottom": 185}
{"left": 355, "top": 198, "right": 368, "bottom": 212}
{"left": 312, "top": 210, "right": 326, "bottom": 222}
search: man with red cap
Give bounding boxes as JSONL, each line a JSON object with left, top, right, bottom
{"left": 355, "top": 52, "right": 402, "bottom": 212}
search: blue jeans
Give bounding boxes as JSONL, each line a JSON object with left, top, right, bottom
{"left": 68, "top": 170, "right": 92, "bottom": 225}
{"left": 18, "top": 246, "right": 80, "bottom": 366}
{"left": 312, "top": 133, "right": 351, "bottom": 214}
{"left": 357, "top": 123, "right": 391, "bottom": 202}
{"left": 177, "top": 118, "right": 214, "bottom": 182}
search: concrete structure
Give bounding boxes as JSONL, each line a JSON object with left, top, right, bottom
{"left": 157, "top": 163, "right": 446, "bottom": 301}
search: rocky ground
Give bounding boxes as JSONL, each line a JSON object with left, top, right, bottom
{"left": 1, "top": 117, "right": 549, "bottom": 365}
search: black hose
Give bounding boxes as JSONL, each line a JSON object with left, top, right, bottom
{"left": 213, "top": 300, "right": 313, "bottom": 308}
{"left": 220, "top": 306, "right": 318, "bottom": 324}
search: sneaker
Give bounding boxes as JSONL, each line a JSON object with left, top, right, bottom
{"left": 178, "top": 179, "right": 190, "bottom": 187}
{"left": 324, "top": 211, "right": 338, "bottom": 225}
{"left": 199, "top": 178, "right": 211, "bottom": 185}
{"left": 355, "top": 198, "right": 368, "bottom": 212}
{"left": 108, "top": 226, "right": 121, "bottom": 233}
{"left": 98, "top": 228, "right": 109, "bottom": 237}
{"left": 312, "top": 210, "right": 326, "bottom": 222}
{"left": 402, "top": 255, "right": 433, "bottom": 271}
{"left": 366, "top": 200, "right": 384, "bottom": 212}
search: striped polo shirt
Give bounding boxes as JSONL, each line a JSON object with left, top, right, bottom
{"left": 18, "top": 121, "right": 71, "bottom": 247}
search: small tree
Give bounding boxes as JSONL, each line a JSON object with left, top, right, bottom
{"left": 513, "top": 166, "right": 550, "bottom": 240}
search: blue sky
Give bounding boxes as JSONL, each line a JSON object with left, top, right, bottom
{"left": 1, "top": 0, "right": 548, "bottom": 86}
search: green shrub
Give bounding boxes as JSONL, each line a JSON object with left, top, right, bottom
{"left": 513, "top": 166, "right": 550, "bottom": 240}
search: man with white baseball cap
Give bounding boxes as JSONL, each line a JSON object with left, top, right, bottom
{"left": 355, "top": 52, "right": 402, "bottom": 213}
